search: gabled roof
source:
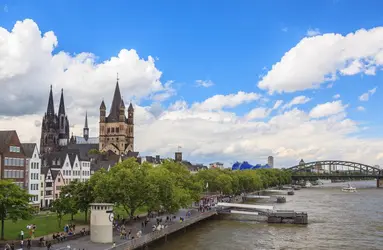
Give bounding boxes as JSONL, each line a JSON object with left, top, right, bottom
{"left": 0, "top": 130, "right": 15, "bottom": 153}
{"left": 51, "top": 169, "right": 60, "bottom": 180}
{"left": 21, "top": 143, "right": 37, "bottom": 158}
{"left": 68, "top": 143, "right": 98, "bottom": 160}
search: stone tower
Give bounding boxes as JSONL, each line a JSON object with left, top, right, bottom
{"left": 58, "top": 89, "right": 70, "bottom": 147}
{"left": 40, "top": 86, "right": 70, "bottom": 154}
{"left": 99, "top": 78, "right": 134, "bottom": 155}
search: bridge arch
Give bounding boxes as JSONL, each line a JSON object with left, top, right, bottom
{"left": 288, "top": 160, "right": 381, "bottom": 175}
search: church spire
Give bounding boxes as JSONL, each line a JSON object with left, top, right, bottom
{"left": 83, "top": 111, "right": 89, "bottom": 141}
{"left": 58, "top": 88, "right": 65, "bottom": 115}
{"left": 108, "top": 74, "right": 123, "bottom": 122}
{"left": 85, "top": 111, "right": 88, "bottom": 128}
{"left": 46, "top": 85, "right": 55, "bottom": 116}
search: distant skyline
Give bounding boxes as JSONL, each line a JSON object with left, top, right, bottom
{"left": 0, "top": 0, "right": 382, "bottom": 167}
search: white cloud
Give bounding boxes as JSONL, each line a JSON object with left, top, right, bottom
{"left": 307, "top": 28, "right": 321, "bottom": 37}
{"left": 359, "top": 87, "right": 377, "bottom": 101}
{"left": 357, "top": 106, "right": 365, "bottom": 111}
{"left": 258, "top": 27, "right": 383, "bottom": 93}
{"left": 282, "top": 27, "right": 288, "bottom": 32}
{"left": 333, "top": 94, "right": 340, "bottom": 99}
{"left": 192, "top": 91, "right": 261, "bottom": 111}
{"left": 309, "top": 100, "right": 347, "bottom": 118}
{"left": 245, "top": 107, "right": 269, "bottom": 121}
{"left": 3, "top": 5, "right": 8, "bottom": 12}
{"left": 195, "top": 80, "right": 214, "bottom": 88}
{"left": 282, "top": 95, "right": 311, "bottom": 109}
{"left": 3, "top": 19, "right": 383, "bottom": 168}
{"left": 0, "top": 19, "right": 173, "bottom": 116}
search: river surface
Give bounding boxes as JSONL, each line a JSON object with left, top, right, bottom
{"left": 151, "top": 181, "right": 383, "bottom": 250}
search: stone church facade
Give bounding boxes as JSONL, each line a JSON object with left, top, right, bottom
{"left": 40, "top": 86, "right": 70, "bottom": 154}
{"left": 99, "top": 79, "right": 135, "bottom": 155}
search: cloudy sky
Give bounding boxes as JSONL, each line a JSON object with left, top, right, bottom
{"left": 0, "top": 0, "right": 383, "bottom": 168}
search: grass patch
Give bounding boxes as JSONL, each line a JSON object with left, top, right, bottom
{"left": 1, "top": 212, "right": 87, "bottom": 241}
{"left": 1, "top": 205, "right": 148, "bottom": 241}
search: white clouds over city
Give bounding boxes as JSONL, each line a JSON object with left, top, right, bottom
{"left": 1, "top": 19, "right": 383, "bottom": 167}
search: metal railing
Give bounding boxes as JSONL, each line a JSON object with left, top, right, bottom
{"left": 107, "top": 210, "right": 217, "bottom": 250}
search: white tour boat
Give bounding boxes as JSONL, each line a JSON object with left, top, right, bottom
{"left": 305, "top": 182, "right": 312, "bottom": 188}
{"left": 341, "top": 183, "right": 357, "bottom": 192}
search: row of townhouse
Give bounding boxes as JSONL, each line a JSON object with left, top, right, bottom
{"left": 0, "top": 130, "right": 92, "bottom": 210}
{"left": 0, "top": 131, "right": 42, "bottom": 210}
{"left": 40, "top": 149, "right": 92, "bottom": 208}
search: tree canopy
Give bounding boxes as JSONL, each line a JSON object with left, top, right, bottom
{"left": 50, "top": 159, "right": 291, "bottom": 224}
{"left": 0, "top": 180, "right": 33, "bottom": 240}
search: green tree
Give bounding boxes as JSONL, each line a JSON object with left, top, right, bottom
{"left": 60, "top": 181, "right": 79, "bottom": 221}
{"left": 93, "top": 158, "right": 156, "bottom": 218}
{"left": 75, "top": 180, "right": 94, "bottom": 222}
{"left": 0, "top": 180, "right": 33, "bottom": 240}
{"left": 50, "top": 197, "right": 69, "bottom": 228}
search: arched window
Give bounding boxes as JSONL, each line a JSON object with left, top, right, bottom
{"left": 60, "top": 116, "right": 64, "bottom": 128}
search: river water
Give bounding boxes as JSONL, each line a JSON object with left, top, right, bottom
{"left": 151, "top": 181, "right": 383, "bottom": 250}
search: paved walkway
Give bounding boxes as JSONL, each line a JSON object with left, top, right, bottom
{"left": 25, "top": 209, "right": 199, "bottom": 250}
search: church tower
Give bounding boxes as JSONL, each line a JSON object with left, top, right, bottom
{"left": 98, "top": 76, "right": 134, "bottom": 155}
{"left": 40, "top": 86, "right": 71, "bottom": 154}
{"left": 58, "top": 89, "right": 70, "bottom": 147}
{"left": 40, "top": 86, "right": 59, "bottom": 154}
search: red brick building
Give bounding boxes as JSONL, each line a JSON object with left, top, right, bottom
{"left": 0, "top": 130, "right": 27, "bottom": 189}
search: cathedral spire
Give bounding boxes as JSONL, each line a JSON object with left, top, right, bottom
{"left": 46, "top": 85, "right": 55, "bottom": 116}
{"left": 58, "top": 88, "right": 66, "bottom": 115}
{"left": 83, "top": 111, "right": 89, "bottom": 141}
{"left": 85, "top": 111, "right": 88, "bottom": 128}
{"left": 108, "top": 75, "right": 123, "bottom": 122}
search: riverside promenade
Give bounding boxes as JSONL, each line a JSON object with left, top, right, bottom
{"left": 23, "top": 208, "right": 216, "bottom": 250}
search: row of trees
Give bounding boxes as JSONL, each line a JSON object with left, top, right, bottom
{"left": 195, "top": 167, "right": 291, "bottom": 195}
{"left": 0, "top": 159, "right": 291, "bottom": 239}
{"left": 53, "top": 159, "right": 291, "bottom": 224}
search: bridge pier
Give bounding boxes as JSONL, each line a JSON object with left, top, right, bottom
{"left": 377, "top": 177, "right": 383, "bottom": 188}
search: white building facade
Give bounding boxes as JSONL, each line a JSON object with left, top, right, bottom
{"left": 22, "top": 143, "right": 41, "bottom": 209}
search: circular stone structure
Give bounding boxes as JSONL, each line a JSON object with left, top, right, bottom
{"left": 90, "top": 203, "right": 114, "bottom": 243}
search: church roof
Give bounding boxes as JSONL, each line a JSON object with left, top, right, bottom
{"left": 100, "top": 100, "right": 106, "bottom": 110}
{"left": 68, "top": 143, "right": 98, "bottom": 160}
{"left": 107, "top": 80, "right": 124, "bottom": 122}
{"left": 128, "top": 102, "right": 134, "bottom": 111}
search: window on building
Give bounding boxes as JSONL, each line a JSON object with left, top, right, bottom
{"left": 116, "top": 127, "right": 119, "bottom": 133}
{"left": 112, "top": 128, "right": 115, "bottom": 133}
{"left": 107, "top": 128, "right": 110, "bottom": 133}
{"left": 9, "top": 146, "right": 21, "bottom": 153}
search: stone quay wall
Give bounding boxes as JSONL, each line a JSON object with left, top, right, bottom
{"left": 108, "top": 210, "right": 217, "bottom": 250}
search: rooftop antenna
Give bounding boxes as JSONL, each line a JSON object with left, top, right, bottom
{"left": 117, "top": 72, "right": 119, "bottom": 82}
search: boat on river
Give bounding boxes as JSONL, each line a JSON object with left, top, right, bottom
{"left": 305, "top": 182, "right": 312, "bottom": 188}
{"left": 341, "top": 183, "right": 357, "bottom": 192}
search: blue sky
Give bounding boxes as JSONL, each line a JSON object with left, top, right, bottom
{"left": 1, "top": 0, "right": 383, "bottom": 166}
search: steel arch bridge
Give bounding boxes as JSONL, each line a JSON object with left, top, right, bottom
{"left": 288, "top": 160, "right": 382, "bottom": 176}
